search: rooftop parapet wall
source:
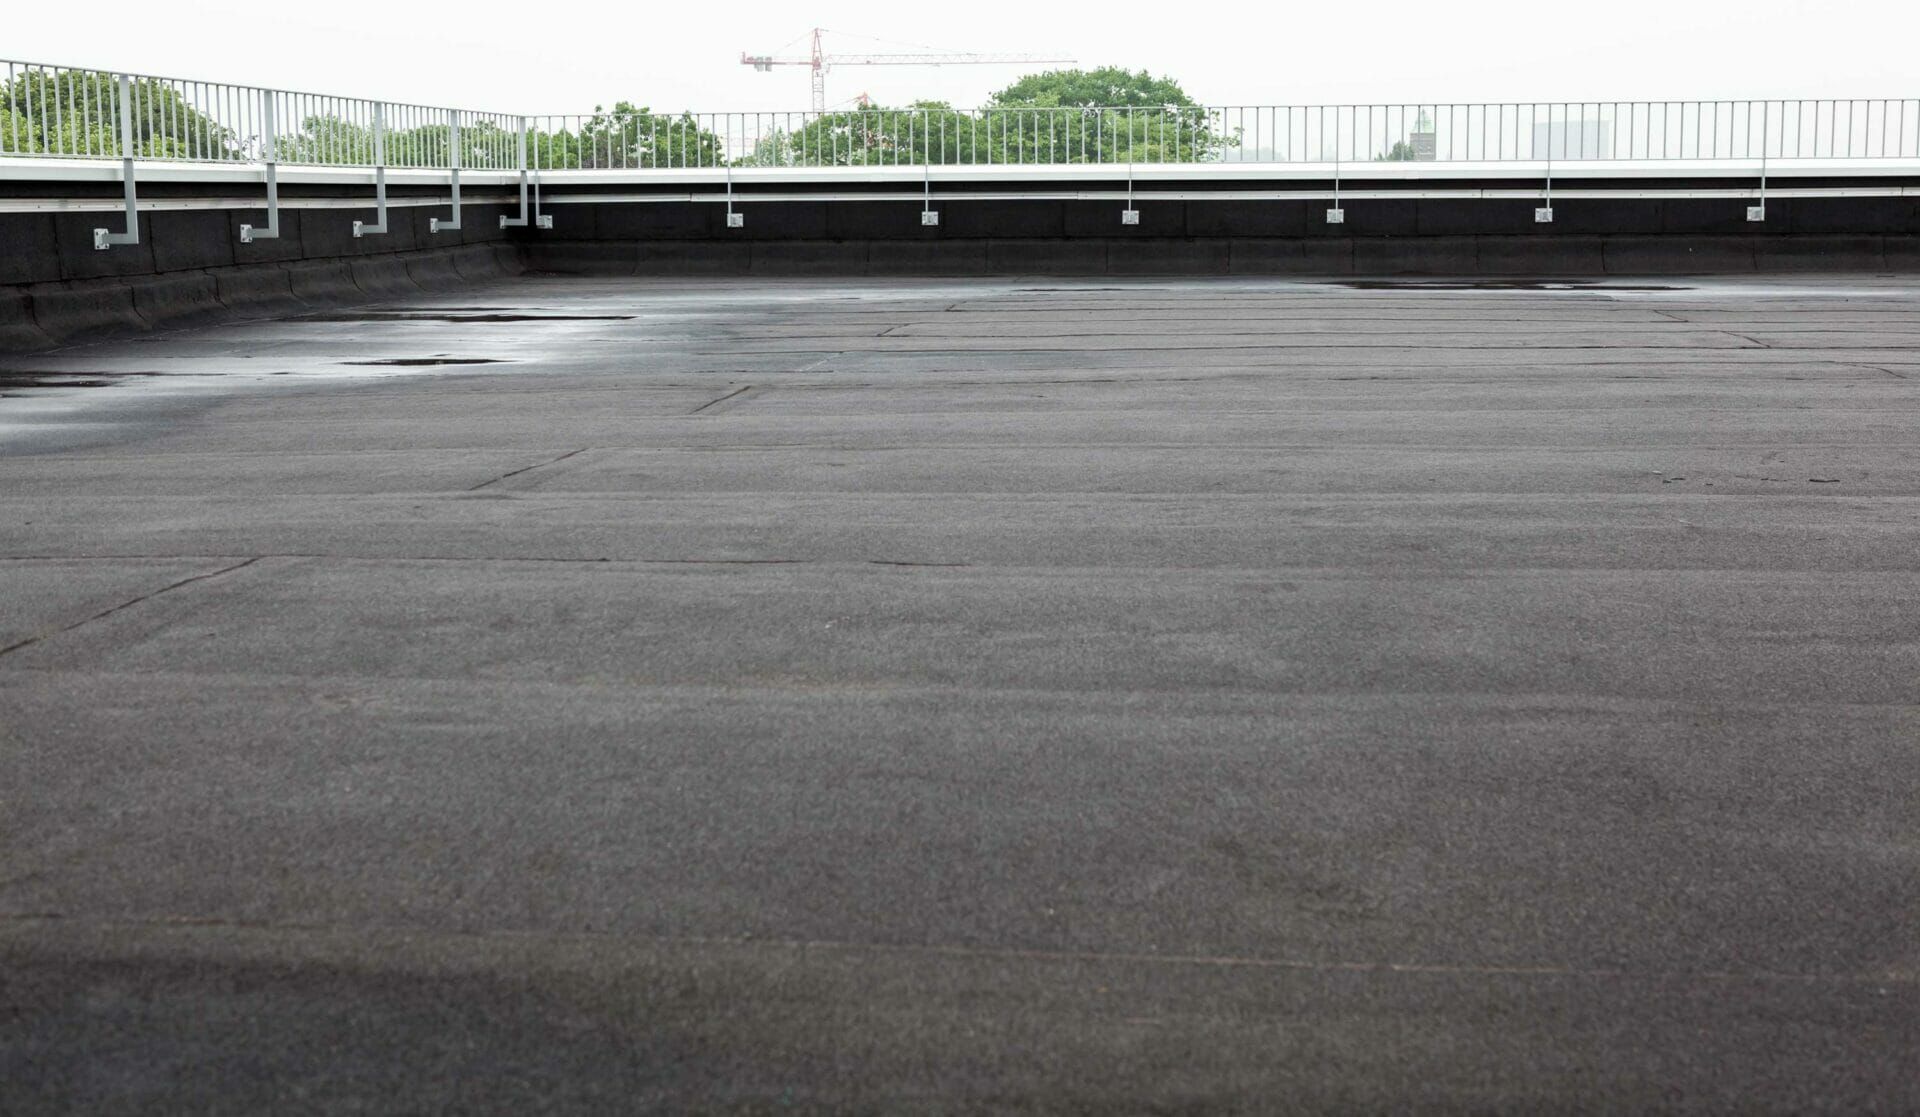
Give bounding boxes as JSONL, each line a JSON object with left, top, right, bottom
{"left": 3, "top": 170, "right": 1919, "bottom": 350}
{"left": 0, "top": 188, "right": 520, "bottom": 349}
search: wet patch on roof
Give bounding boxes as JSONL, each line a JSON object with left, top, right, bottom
{"left": 340, "top": 358, "right": 513, "bottom": 367}
{"left": 1337, "top": 280, "right": 1690, "bottom": 292}
{"left": 294, "top": 312, "right": 634, "bottom": 323}
{"left": 0, "top": 371, "right": 166, "bottom": 396}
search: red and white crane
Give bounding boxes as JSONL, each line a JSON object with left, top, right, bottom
{"left": 741, "top": 28, "right": 1074, "bottom": 115}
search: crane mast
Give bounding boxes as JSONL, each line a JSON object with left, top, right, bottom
{"left": 742, "top": 28, "right": 1074, "bottom": 114}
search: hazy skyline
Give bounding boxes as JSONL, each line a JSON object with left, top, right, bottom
{"left": 8, "top": 0, "right": 1915, "bottom": 114}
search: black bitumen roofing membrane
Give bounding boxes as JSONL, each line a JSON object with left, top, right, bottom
{"left": 3, "top": 275, "right": 1917, "bottom": 1112}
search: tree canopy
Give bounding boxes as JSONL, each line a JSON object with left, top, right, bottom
{"left": 529, "top": 102, "right": 725, "bottom": 170}
{"left": 989, "top": 67, "right": 1200, "bottom": 110}
{"left": 275, "top": 116, "right": 518, "bottom": 168}
{"left": 1, "top": 71, "right": 236, "bottom": 159}
{"left": 736, "top": 68, "right": 1237, "bottom": 167}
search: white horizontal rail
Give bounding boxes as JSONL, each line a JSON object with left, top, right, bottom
{"left": 5, "top": 185, "right": 1916, "bottom": 217}
{"left": 8, "top": 155, "right": 1918, "bottom": 187}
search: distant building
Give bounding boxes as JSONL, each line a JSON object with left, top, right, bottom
{"left": 1410, "top": 110, "right": 1436, "bottom": 160}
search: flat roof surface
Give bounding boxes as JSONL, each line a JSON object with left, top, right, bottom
{"left": 3, "top": 276, "right": 1918, "bottom": 1111}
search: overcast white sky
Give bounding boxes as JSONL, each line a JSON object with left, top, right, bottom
{"left": 9, "top": 0, "right": 1915, "bottom": 113}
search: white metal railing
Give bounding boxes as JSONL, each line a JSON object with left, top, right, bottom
{"left": 5, "top": 57, "right": 1919, "bottom": 247}
{"left": 1, "top": 59, "right": 520, "bottom": 168}
{"left": 1, "top": 58, "right": 535, "bottom": 247}
{"left": 529, "top": 101, "right": 1920, "bottom": 169}
{"left": 5, "top": 59, "right": 1917, "bottom": 173}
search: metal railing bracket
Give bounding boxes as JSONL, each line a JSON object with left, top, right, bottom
{"left": 93, "top": 74, "right": 140, "bottom": 250}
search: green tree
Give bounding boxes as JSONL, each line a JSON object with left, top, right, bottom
{"left": 272, "top": 115, "right": 518, "bottom": 168}
{"left": 1375, "top": 141, "right": 1419, "bottom": 162}
{"left": 743, "top": 101, "right": 980, "bottom": 167}
{"left": 986, "top": 67, "right": 1236, "bottom": 163}
{"left": 740, "top": 69, "right": 1237, "bottom": 167}
{"left": 0, "top": 105, "right": 41, "bottom": 154}
{"left": 991, "top": 67, "right": 1199, "bottom": 110}
{"left": 0, "top": 71, "right": 236, "bottom": 159}
{"left": 530, "top": 103, "right": 725, "bottom": 169}
{"left": 385, "top": 119, "right": 517, "bottom": 169}
{"left": 275, "top": 115, "right": 375, "bottom": 165}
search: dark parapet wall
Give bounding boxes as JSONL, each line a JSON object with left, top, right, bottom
{"left": 515, "top": 184, "right": 1920, "bottom": 278}
{"left": 0, "top": 189, "right": 523, "bottom": 351}
{"left": 5, "top": 172, "right": 1920, "bottom": 349}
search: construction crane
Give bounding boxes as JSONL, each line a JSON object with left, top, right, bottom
{"left": 742, "top": 28, "right": 1075, "bottom": 115}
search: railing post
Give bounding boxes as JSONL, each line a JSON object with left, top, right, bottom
{"left": 1537, "top": 150, "right": 1554, "bottom": 223}
{"left": 353, "top": 103, "right": 389, "bottom": 237}
{"left": 94, "top": 73, "right": 140, "bottom": 250}
{"left": 502, "top": 115, "right": 531, "bottom": 228}
{"left": 1749, "top": 101, "right": 1769, "bottom": 222}
{"left": 240, "top": 88, "right": 281, "bottom": 243}
{"left": 921, "top": 108, "right": 939, "bottom": 226}
{"left": 1327, "top": 148, "right": 1344, "bottom": 225}
{"left": 499, "top": 115, "right": 552, "bottom": 230}
{"left": 432, "top": 108, "right": 462, "bottom": 233}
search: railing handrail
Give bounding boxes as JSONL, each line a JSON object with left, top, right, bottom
{"left": 525, "top": 98, "right": 1920, "bottom": 114}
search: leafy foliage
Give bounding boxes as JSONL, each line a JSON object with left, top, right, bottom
{"left": 0, "top": 71, "right": 235, "bottom": 158}
{"left": 530, "top": 103, "right": 725, "bottom": 169}
{"left": 987, "top": 67, "right": 1235, "bottom": 163}
{"left": 275, "top": 116, "right": 518, "bottom": 168}
{"left": 739, "top": 69, "right": 1238, "bottom": 167}
{"left": 990, "top": 67, "right": 1199, "bottom": 110}
{"left": 274, "top": 115, "right": 376, "bottom": 165}
{"left": 742, "top": 102, "right": 976, "bottom": 167}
